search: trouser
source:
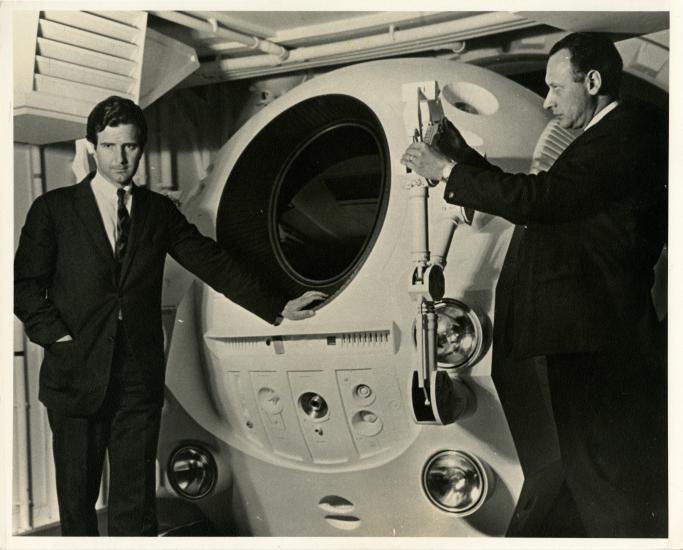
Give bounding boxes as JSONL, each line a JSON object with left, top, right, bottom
{"left": 47, "top": 324, "right": 163, "bottom": 536}
{"left": 544, "top": 349, "right": 667, "bottom": 537}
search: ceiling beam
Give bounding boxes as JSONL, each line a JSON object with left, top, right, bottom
{"left": 150, "top": 11, "right": 289, "bottom": 59}
{"left": 182, "top": 11, "right": 538, "bottom": 86}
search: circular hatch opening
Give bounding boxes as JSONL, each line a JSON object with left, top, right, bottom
{"left": 217, "top": 94, "right": 389, "bottom": 304}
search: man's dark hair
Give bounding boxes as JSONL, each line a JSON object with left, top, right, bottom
{"left": 549, "top": 32, "right": 623, "bottom": 97}
{"left": 86, "top": 95, "right": 148, "bottom": 147}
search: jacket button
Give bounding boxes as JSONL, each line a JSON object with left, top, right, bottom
{"left": 108, "top": 335, "right": 115, "bottom": 343}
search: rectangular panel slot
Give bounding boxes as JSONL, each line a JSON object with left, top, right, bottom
{"left": 205, "top": 329, "right": 393, "bottom": 356}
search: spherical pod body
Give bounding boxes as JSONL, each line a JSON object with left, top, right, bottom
{"left": 158, "top": 58, "right": 562, "bottom": 536}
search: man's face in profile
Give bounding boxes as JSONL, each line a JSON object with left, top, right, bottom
{"left": 543, "top": 48, "right": 595, "bottom": 130}
{"left": 92, "top": 123, "right": 143, "bottom": 186}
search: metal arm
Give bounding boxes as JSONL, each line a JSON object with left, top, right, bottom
{"left": 402, "top": 81, "right": 474, "bottom": 425}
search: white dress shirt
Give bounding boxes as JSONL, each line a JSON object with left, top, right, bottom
{"left": 90, "top": 173, "right": 133, "bottom": 254}
{"left": 584, "top": 100, "right": 620, "bottom": 132}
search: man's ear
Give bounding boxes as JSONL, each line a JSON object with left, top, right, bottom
{"left": 85, "top": 140, "right": 96, "bottom": 155}
{"left": 585, "top": 69, "right": 602, "bottom": 96}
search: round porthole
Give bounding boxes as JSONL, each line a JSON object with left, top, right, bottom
{"left": 216, "top": 94, "right": 390, "bottom": 304}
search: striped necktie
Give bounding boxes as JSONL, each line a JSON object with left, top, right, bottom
{"left": 115, "top": 187, "right": 130, "bottom": 262}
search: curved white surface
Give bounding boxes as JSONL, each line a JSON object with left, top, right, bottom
{"left": 163, "top": 58, "right": 555, "bottom": 536}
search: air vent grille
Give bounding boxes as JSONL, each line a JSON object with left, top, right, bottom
{"left": 530, "top": 119, "right": 579, "bottom": 174}
{"left": 34, "top": 11, "right": 147, "bottom": 102}
{"left": 222, "top": 338, "right": 261, "bottom": 350}
{"left": 15, "top": 10, "right": 199, "bottom": 145}
{"left": 206, "top": 330, "right": 393, "bottom": 355}
{"left": 339, "top": 331, "right": 390, "bottom": 347}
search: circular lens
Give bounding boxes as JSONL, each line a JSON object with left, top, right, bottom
{"left": 299, "top": 392, "right": 329, "bottom": 420}
{"left": 422, "top": 451, "right": 488, "bottom": 515}
{"left": 435, "top": 299, "right": 483, "bottom": 369}
{"left": 168, "top": 446, "right": 217, "bottom": 500}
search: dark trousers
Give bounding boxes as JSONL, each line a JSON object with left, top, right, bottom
{"left": 544, "top": 349, "right": 667, "bottom": 537}
{"left": 47, "top": 324, "right": 162, "bottom": 536}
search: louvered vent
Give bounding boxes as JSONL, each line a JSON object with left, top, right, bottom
{"left": 35, "top": 11, "right": 146, "bottom": 102}
{"left": 205, "top": 330, "right": 394, "bottom": 355}
{"left": 529, "top": 119, "right": 580, "bottom": 174}
{"left": 14, "top": 11, "right": 199, "bottom": 145}
{"left": 339, "top": 331, "right": 391, "bottom": 348}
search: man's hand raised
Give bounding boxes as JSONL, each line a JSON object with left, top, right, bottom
{"left": 401, "top": 142, "right": 452, "bottom": 181}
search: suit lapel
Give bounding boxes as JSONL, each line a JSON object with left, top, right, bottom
{"left": 550, "top": 105, "right": 623, "bottom": 170}
{"left": 73, "top": 174, "right": 118, "bottom": 275}
{"left": 118, "top": 185, "right": 150, "bottom": 284}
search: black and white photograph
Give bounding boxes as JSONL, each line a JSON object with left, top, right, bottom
{"left": 1, "top": 2, "right": 680, "bottom": 548}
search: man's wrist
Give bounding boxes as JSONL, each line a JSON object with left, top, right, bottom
{"left": 441, "top": 160, "right": 456, "bottom": 182}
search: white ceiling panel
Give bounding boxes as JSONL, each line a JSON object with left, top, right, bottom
{"left": 516, "top": 11, "right": 669, "bottom": 35}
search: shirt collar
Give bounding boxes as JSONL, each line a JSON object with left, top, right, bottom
{"left": 584, "top": 100, "right": 620, "bottom": 132}
{"left": 91, "top": 172, "right": 132, "bottom": 198}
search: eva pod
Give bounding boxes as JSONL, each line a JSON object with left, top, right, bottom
{"left": 158, "top": 58, "right": 562, "bottom": 536}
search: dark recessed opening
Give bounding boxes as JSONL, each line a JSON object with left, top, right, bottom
{"left": 216, "top": 94, "right": 390, "bottom": 305}
{"left": 273, "top": 122, "right": 384, "bottom": 284}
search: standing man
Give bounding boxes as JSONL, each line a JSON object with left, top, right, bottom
{"left": 402, "top": 33, "right": 667, "bottom": 537}
{"left": 14, "top": 95, "right": 325, "bottom": 536}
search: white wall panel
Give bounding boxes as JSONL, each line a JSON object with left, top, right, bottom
{"left": 43, "top": 142, "right": 77, "bottom": 192}
{"left": 13, "top": 143, "right": 61, "bottom": 534}
{"left": 25, "top": 341, "right": 60, "bottom": 530}
{"left": 13, "top": 356, "right": 30, "bottom": 533}
{"left": 12, "top": 144, "right": 33, "bottom": 534}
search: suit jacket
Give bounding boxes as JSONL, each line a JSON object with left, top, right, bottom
{"left": 14, "top": 173, "right": 288, "bottom": 415}
{"left": 444, "top": 103, "right": 667, "bottom": 358}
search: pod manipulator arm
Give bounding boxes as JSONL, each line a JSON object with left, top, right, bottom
{"left": 427, "top": 104, "right": 475, "bottom": 269}
{"left": 402, "top": 82, "right": 472, "bottom": 426}
{"left": 431, "top": 204, "right": 474, "bottom": 269}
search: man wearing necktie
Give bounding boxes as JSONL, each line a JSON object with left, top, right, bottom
{"left": 401, "top": 33, "right": 667, "bottom": 537}
{"left": 14, "top": 96, "right": 325, "bottom": 536}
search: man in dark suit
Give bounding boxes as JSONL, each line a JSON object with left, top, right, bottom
{"left": 14, "top": 95, "right": 326, "bottom": 536}
{"left": 402, "top": 33, "right": 667, "bottom": 536}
